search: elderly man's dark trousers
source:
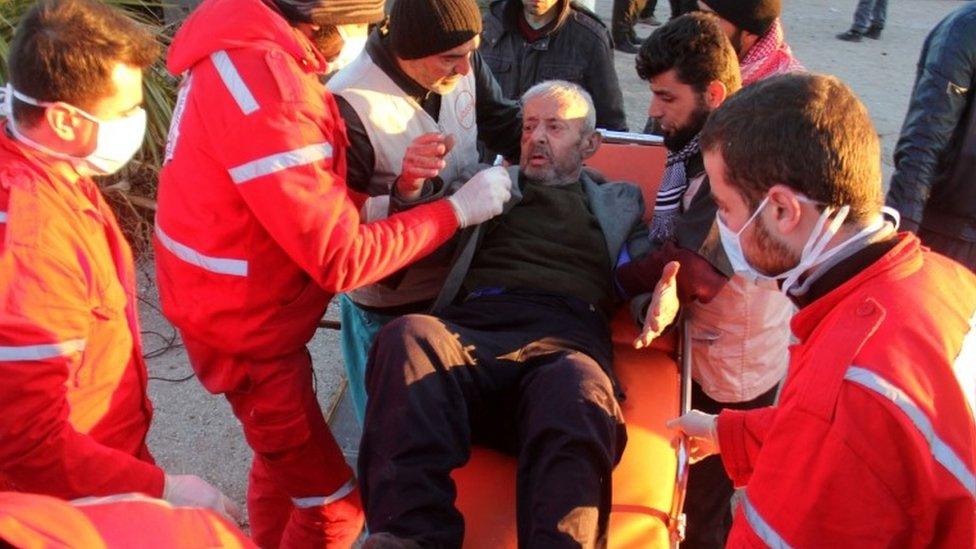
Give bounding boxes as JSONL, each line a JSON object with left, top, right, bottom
{"left": 359, "top": 292, "right": 627, "bottom": 548}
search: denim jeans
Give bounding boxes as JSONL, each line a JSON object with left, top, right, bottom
{"left": 338, "top": 294, "right": 396, "bottom": 424}
{"left": 852, "top": 0, "right": 887, "bottom": 32}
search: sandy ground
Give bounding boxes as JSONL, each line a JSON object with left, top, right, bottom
{"left": 144, "top": 0, "right": 965, "bottom": 531}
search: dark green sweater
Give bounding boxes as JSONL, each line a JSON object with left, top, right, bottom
{"left": 463, "top": 179, "right": 613, "bottom": 312}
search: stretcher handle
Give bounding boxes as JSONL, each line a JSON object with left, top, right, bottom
{"left": 668, "top": 318, "right": 694, "bottom": 547}
{"left": 596, "top": 129, "right": 665, "bottom": 146}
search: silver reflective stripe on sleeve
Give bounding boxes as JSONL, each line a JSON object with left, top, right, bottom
{"left": 742, "top": 493, "right": 793, "bottom": 549}
{"left": 0, "top": 338, "right": 87, "bottom": 361}
{"left": 228, "top": 143, "right": 333, "bottom": 184}
{"left": 0, "top": 211, "right": 7, "bottom": 223}
{"left": 210, "top": 50, "right": 259, "bottom": 115}
{"left": 845, "top": 366, "right": 976, "bottom": 498}
{"left": 952, "top": 311, "right": 976, "bottom": 419}
{"left": 155, "top": 224, "right": 248, "bottom": 277}
{"left": 292, "top": 478, "right": 356, "bottom": 509}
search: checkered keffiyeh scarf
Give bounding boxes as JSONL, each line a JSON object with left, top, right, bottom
{"left": 649, "top": 135, "right": 701, "bottom": 243}
{"left": 740, "top": 19, "right": 805, "bottom": 86}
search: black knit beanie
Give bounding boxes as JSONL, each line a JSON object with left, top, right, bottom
{"left": 273, "top": 0, "right": 385, "bottom": 26}
{"left": 389, "top": 0, "right": 482, "bottom": 60}
{"left": 700, "top": 0, "right": 780, "bottom": 36}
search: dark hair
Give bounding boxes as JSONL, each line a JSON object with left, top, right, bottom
{"left": 8, "top": 0, "right": 159, "bottom": 127}
{"left": 700, "top": 73, "right": 883, "bottom": 223}
{"left": 635, "top": 12, "right": 741, "bottom": 94}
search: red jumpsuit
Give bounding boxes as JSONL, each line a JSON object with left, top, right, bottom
{"left": 717, "top": 234, "right": 976, "bottom": 547}
{"left": 0, "top": 130, "right": 164, "bottom": 499}
{"left": 154, "top": 0, "right": 459, "bottom": 546}
{"left": 0, "top": 491, "right": 255, "bottom": 548}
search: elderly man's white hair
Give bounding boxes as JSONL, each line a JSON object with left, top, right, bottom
{"left": 521, "top": 80, "right": 597, "bottom": 135}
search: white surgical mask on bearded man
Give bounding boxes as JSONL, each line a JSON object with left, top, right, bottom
{"left": 1, "top": 83, "right": 146, "bottom": 176}
{"left": 716, "top": 193, "right": 899, "bottom": 296}
{"left": 329, "top": 24, "right": 369, "bottom": 73}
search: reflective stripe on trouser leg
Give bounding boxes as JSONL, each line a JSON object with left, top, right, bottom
{"left": 741, "top": 493, "right": 793, "bottom": 549}
{"left": 292, "top": 478, "right": 357, "bottom": 509}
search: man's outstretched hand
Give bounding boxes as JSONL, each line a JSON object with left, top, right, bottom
{"left": 634, "top": 261, "right": 680, "bottom": 349}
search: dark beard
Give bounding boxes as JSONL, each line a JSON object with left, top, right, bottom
{"left": 751, "top": 213, "right": 800, "bottom": 277}
{"left": 312, "top": 24, "right": 344, "bottom": 62}
{"left": 663, "top": 100, "right": 710, "bottom": 152}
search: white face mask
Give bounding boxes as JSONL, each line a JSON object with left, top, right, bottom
{"left": 716, "top": 193, "right": 896, "bottom": 295}
{"left": 2, "top": 83, "right": 146, "bottom": 176}
{"left": 329, "top": 25, "right": 368, "bottom": 73}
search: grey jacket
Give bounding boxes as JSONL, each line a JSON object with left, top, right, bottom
{"left": 887, "top": 3, "right": 976, "bottom": 241}
{"left": 390, "top": 166, "right": 646, "bottom": 312}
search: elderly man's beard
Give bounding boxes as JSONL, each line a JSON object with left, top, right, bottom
{"left": 522, "top": 140, "right": 585, "bottom": 186}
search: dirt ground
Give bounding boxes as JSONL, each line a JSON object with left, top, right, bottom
{"left": 143, "top": 0, "right": 965, "bottom": 531}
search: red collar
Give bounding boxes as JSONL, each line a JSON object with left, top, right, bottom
{"left": 791, "top": 233, "right": 924, "bottom": 342}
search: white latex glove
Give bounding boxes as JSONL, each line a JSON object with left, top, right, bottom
{"left": 447, "top": 166, "right": 512, "bottom": 228}
{"left": 163, "top": 474, "right": 242, "bottom": 524}
{"left": 634, "top": 261, "right": 681, "bottom": 349}
{"left": 666, "top": 410, "right": 720, "bottom": 463}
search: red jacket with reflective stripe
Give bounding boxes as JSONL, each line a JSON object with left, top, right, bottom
{"left": 155, "top": 0, "right": 458, "bottom": 359}
{"left": 718, "top": 234, "right": 976, "bottom": 547}
{"left": 0, "top": 131, "right": 163, "bottom": 499}
{"left": 0, "top": 492, "right": 255, "bottom": 548}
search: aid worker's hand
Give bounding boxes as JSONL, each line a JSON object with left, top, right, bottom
{"left": 163, "top": 474, "right": 243, "bottom": 524}
{"left": 448, "top": 166, "right": 512, "bottom": 228}
{"left": 634, "top": 261, "right": 680, "bottom": 349}
{"left": 666, "top": 410, "right": 720, "bottom": 463}
{"left": 398, "top": 133, "right": 455, "bottom": 199}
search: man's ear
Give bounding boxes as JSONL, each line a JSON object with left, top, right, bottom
{"left": 766, "top": 183, "right": 805, "bottom": 235}
{"left": 44, "top": 104, "right": 81, "bottom": 142}
{"left": 705, "top": 80, "right": 728, "bottom": 110}
{"left": 580, "top": 130, "right": 602, "bottom": 160}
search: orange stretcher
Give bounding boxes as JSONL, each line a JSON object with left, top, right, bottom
{"left": 325, "top": 133, "right": 692, "bottom": 547}
{"left": 452, "top": 134, "right": 693, "bottom": 548}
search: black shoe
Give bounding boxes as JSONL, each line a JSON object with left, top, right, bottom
{"left": 865, "top": 24, "right": 883, "bottom": 39}
{"left": 836, "top": 29, "right": 863, "bottom": 42}
{"left": 638, "top": 15, "right": 663, "bottom": 26}
{"left": 612, "top": 33, "right": 641, "bottom": 54}
{"left": 614, "top": 38, "right": 641, "bottom": 54}
{"left": 629, "top": 30, "right": 646, "bottom": 45}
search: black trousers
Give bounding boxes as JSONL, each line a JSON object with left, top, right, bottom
{"left": 359, "top": 292, "right": 627, "bottom": 548}
{"left": 682, "top": 381, "right": 779, "bottom": 549}
{"left": 616, "top": 0, "right": 691, "bottom": 34}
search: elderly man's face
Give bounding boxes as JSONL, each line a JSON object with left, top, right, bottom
{"left": 520, "top": 94, "right": 592, "bottom": 185}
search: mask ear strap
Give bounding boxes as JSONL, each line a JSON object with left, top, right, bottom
{"left": 736, "top": 196, "right": 770, "bottom": 237}
{"left": 782, "top": 205, "right": 850, "bottom": 295}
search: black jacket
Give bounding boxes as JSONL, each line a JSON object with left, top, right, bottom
{"left": 480, "top": 0, "right": 628, "bottom": 131}
{"left": 887, "top": 3, "right": 976, "bottom": 241}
